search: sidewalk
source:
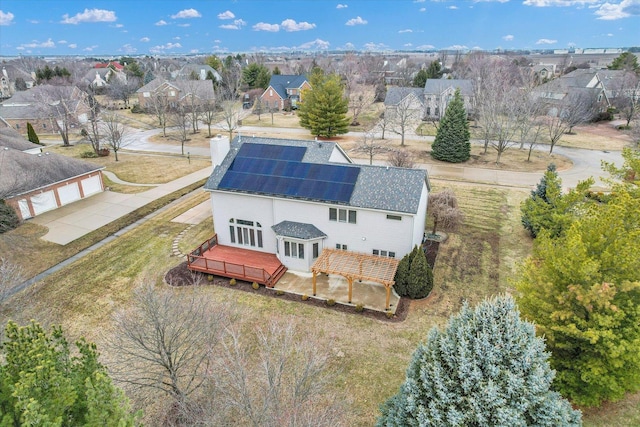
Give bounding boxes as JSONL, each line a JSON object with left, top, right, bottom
{"left": 30, "top": 166, "right": 213, "bottom": 245}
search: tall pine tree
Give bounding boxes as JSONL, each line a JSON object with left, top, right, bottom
{"left": 431, "top": 88, "right": 470, "bottom": 163}
{"left": 377, "top": 296, "right": 581, "bottom": 427}
{"left": 26, "top": 122, "right": 41, "bottom": 145}
{"left": 298, "top": 73, "right": 350, "bottom": 138}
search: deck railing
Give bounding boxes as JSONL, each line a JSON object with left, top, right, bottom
{"left": 187, "top": 235, "right": 282, "bottom": 286}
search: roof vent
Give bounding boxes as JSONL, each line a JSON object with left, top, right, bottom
{"left": 45, "top": 152, "right": 50, "bottom": 155}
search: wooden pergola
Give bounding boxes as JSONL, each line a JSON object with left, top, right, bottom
{"left": 311, "top": 249, "right": 400, "bottom": 311}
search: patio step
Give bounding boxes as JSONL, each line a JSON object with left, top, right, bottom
{"left": 267, "top": 264, "right": 288, "bottom": 288}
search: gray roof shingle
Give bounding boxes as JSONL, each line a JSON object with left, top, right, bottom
{"left": 205, "top": 137, "right": 428, "bottom": 215}
{"left": 266, "top": 75, "right": 309, "bottom": 100}
{"left": 0, "top": 127, "right": 41, "bottom": 151}
{"left": 271, "top": 221, "right": 327, "bottom": 240}
{"left": 424, "top": 79, "right": 473, "bottom": 96}
{"left": 384, "top": 87, "right": 424, "bottom": 106}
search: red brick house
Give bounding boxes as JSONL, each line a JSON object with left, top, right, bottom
{"left": 260, "top": 75, "right": 311, "bottom": 111}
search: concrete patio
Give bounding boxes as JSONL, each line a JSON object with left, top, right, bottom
{"left": 274, "top": 270, "right": 401, "bottom": 313}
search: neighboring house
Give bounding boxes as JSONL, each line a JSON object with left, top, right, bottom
{"left": 83, "top": 63, "right": 127, "bottom": 88}
{"left": 173, "top": 63, "right": 222, "bottom": 82}
{"left": 136, "top": 78, "right": 215, "bottom": 109}
{"left": 532, "top": 68, "right": 617, "bottom": 117}
{"left": 0, "top": 128, "right": 104, "bottom": 221}
{"left": 0, "top": 126, "right": 42, "bottom": 154}
{"left": 0, "top": 85, "right": 90, "bottom": 136}
{"left": 384, "top": 87, "right": 426, "bottom": 119}
{"left": 531, "top": 64, "right": 556, "bottom": 82}
{"left": 423, "top": 79, "right": 474, "bottom": 119}
{"left": 260, "top": 75, "right": 311, "bottom": 111}
{"left": 94, "top": 61, "right": 124, "bottom": 72}
{"left": 192, "top": 136, "right": 429, "bottom": 280}
{"left": 0, "top": 65, "right": 36, "bottom": 99}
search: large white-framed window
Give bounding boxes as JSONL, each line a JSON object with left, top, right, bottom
{"left": 284, "top": 240, "right": 304, "bottom": 259}
{"left": 373, "top": 249, "right": 396, "bottom": 258}
{"left": 329, "top": 207, "right": 356, "bottom": 224}
{"left": 229, "top": 218, "right": 263, "bottom": 248}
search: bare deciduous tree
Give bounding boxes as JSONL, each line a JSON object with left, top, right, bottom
{"left": 101, "top": 114, "right": 129, "bottom": 161}
{"left": 218, "top": 100, "right": 240, "bottom": 142}
{"left": 108, "top": 76, "right": 141, "bottom": 108}
{"left": 108, "top": 284, "right": 233, "bottom": 409}
{"left": 387, "top": 149, "right": 415, "bottom": 168}
{"left": 35, "top": 85, "right": 86, "bottom": 146}
{"left": 348, "top": 84, "right": 374, "bottom": 126}
{"left": 388, "top": 88, "right": 421, "bottom": 146}
{"left": 80, "top": 91, "right": 102, "bottom": 154}
{"left": 609, "top": 71, "right": 640, "bottom": 127}
{"left": 428, "top": 189, "right": 464, "bottom": 236}
{"left": 561, "top": 91, "right": 599, "bottom": 134}
{"left": 200, "top": 99, "right": 218, "bottom": 138}
{"left": 147, "top": 93, "right": 170, "bottom": 137}
{"left": 170, "top": 105, "right": 190, "bottom": 155}
{"left": 353, "top": 131, "right": 389, "bottom": 165}
{"left": 208, "top": 319, "right": 347, "bottom": 427}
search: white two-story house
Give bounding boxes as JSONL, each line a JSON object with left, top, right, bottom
{"left": 199, "top": 136, "right": 430, "bottom": 275}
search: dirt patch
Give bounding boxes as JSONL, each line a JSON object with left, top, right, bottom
{"left": 164, "top": 261, "right": 413, "bottom": 322}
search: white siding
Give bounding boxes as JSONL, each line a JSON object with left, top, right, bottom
{"left": 57, "top": 182, "right": 81, "bottom": 205}
{"left": 412, "top": 183, "right": 429, "bottom": 246}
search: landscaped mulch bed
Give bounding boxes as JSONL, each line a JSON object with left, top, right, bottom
{"left": 164, "top": 261, "right": 410, "bottom": 322}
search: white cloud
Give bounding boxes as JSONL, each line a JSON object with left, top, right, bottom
{"left": 178, "top": 23, "right": 190, "bottom": 27}
{"left": 58, "top": 40, "right": 67, "bottom": 44}
{"left": 171, "top": 8, "right": 201, "bottom": 19}
{"left": 155, "top": 19, "right": 168, "bottom": 26}
{"left": 340, "top": 42, "right": 356, "bottom": 50}
{"left": 420, "top": 7, "right": 427, "bottom": 12}
{"left": 607, "top": 32, "right": 614, "bottom": 36}
{"left": 414, "top": 0, "right": 425, "bottom": 3}
{"left": 69, "top": 43, "right": 77, "bottom": 49}
{"left": 536, "top": 38, "right": 557, "bottom": 44}
{"left": 121, "top": 44, "right": 137, "bottom": 54}
{"left": 0, "top": 10, "right": 15, "bottom": 26}
{"left": 174, "top": 36, "right": 181, "bottom": 40}
{"left": 61, "top": 8, "right": 117, "bottom": 24}
{"left": 503, "top": 34, "right": 514, "bottom": 41}
{"left": 337, "top": 3, "right": 348, "bottom": 8}
{"left": 253, "top": 22, "right": 280, "bottom": 32}
{"left": 447, "top": 44, "right": 468, "bottom": 50}
{"left": 346, "top": 16, "right": 367, "bottom": 25}
{"left": 220, "top": 19, "right": 247, "bottom": 30}
{"left": 218, "top": 10, "right": 235, "bottom": 20}
{"left": 297, "top": 38, "right": 330, "bottom": 50}
{"left": 83, "top": 45, "right": 98, "bottom": 51}
{"left": 595, "top": 0, "right": 640, "bottom": 20}
{"left": 363, "top": 42, "right": 388, "bottom": 51}
{"left": 140, "top": 37, "right": 150, "bottom": 42}
{"left": 113, "top": 23, "right": 124, "bottom": 28}
{"left": 281, "top": 19, "right": 316, "bottom": 31}
{"left": 399, "top": 29, "right": 413, "bottom": 33}
{"left": 190, "top": 49, "right": 199, "bottom": 53}
{"left": 27, "top": 19, "right": 39, "bottom": 24}
{"left": 524, "top": 1, "right": 600, "bottom": 6}
{"left": 149, "top": 42, "right": 182, "bottom": 53}
{"left": 21, "top": 38, "right": 56, "bottom": 48}
{"left": 416, "top": 44, "right": 435, "bottom": 49}
{"left": 404, "top": 43, "right": 413, "bottom": 47}
{"left": 449, "top": 5, "right": 459, "bottom": 9}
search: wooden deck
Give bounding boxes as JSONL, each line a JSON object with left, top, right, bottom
{"left": 187, "top": 235, "right": 287, "bottom": 287}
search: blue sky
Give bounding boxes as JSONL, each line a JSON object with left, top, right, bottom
{"left": 0, "top": 0, "right": 638, "bottom": 56}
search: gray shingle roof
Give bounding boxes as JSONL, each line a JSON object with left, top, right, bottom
{"left": 384, "top": 87, "right": 424, "bottom": 106}
{"left": 0, "top": 147, "right": 103, "bottom": 198}
{"left": 0, "top": 127, "right": 41, "bottom": 151}
{"left": 271, "top": 221, "right": 327, "bottom": 240}
{"left": 424, "top": 79, "right": 473, "bottom": 96}
{"left": 205, "top": 137, "right": 428, "bottom": 215}
{"left": 266, "top": 75, "right": 309, "bottom": 100}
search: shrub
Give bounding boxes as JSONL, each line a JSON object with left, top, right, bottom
{"left": 326, "top": 299, "right": 336, "bottom": 306}
{"left": 301, "top": 294, "right": 309, "bottom": 301}
{"left": 276, "top": 290, "right": 285, "bottom": 296}
{"left": 207, "top": 275, "right": 214, "bottom": 282}
{"left": 386, "top": 312, "right": 394, "bottom": 319}
{"left": 252, "top": 282, "right": 259, "bottom": 290}
{"left": 0, "top": 200, "right": 20, "bottom": 234}
{"left": 355, "top": 304, "right": 364, "bottom": 313}
{"left": 229, "top": 278, "right": 237, "bottom": 286}
{"left": 406, "top": 250, "right": 433, "bottom": 299}
{"left": 80, "top": 150, "right": 99, "bottom": 158}
{"left": 131, "top": 104, "right": 144, "bottom": 114}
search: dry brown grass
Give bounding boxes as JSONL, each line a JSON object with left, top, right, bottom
{"left": 45, "top": 144, "right": 210, "bottom": 184}
{"left": 241, "top": 111, "right": 302, "bottom": 128}
{"left": 557, "top": 122, "right": 633, "bottom": 151}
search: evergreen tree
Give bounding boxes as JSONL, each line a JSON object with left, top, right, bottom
{"left": 377, "top": 296, "right": 581, "bottom": 427}
{"left": 516, "top": 188, "right": 640, "bottom": 406}
{"left": 431, "top": 89, "right": 470, "bottom": 163}
{"left": 413, "top": 69, "right": 428, "bottom": 88}
{"left": 393, "top": 249, "right": 415, "bottom": 297}
{"left": 144, "top": 70, "right": 154, "bottom": 85}
{"left": 425, "top": 60, "right": 443, "bottom": 79}
{"left": 26, "top": 122, "right": 41, "bottom": 145}
{"left": 243, "top": 63, "right": 271, "bottom": 89}
{"left": 0, "top": 321, "right": 139, "bottom": 425}
{"left": 406, "top": 249, "right": 433, "bottom": 299}
{"left": 608, "top": 52, "right": 640, "bottom": 73}
{"left": 0, "top": 200, "right": 20, "bottom": 234}
{"left": 298, "top": 73, "right": 350, "bottom": 138}
{"left": 272, "top": 66, "right": 282, "bottom": 75}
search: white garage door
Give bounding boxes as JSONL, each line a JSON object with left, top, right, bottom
{"left": 31, "top": 191, "right": 57, "bottom": 215}
{"left": 81, "top": 175, "right": 102, "bottom": 196}
{"left": 57, "top": 182, "right": 81, "bottom": 205}
{"left": 18, "top": 199, "right": 32, "bottom": 219}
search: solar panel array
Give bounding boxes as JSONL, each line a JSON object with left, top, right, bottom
{"left": 218, "top": 143, "right": 359, "bottom": 203}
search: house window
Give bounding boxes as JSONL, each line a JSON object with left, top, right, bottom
{"left": 143, "top": 92, "right": 150, "bottom": 98}
{"left": 329, "top": 208, "right": 356, "bottom": 224}
{"left": 269, "top": 89, "right": 273, "bottom": 96}
{"left": 386, "top": 214, "right": 401, "bottom": 221}
{"left": 336, "top": 244, "right": 347, "bottom": 250}
{"left": 15, "top": 124, "right": 19, "bottom": 129}
{"left": 373, "top": 249, "right": 396, "bottom": 258}
{"left": 169, "top": 91, "right": 176, "bottom": 97}
{"left": 42, "top": 123, "right": 46, "bottom": 129}
{"left": 229, "top": 218, "right": 262, "bottom": 248}
{"left": 284, "top": 241, "right": 304, "bottom": 259}
{"left": 313, "top": 243, "right": 319, "bottom": 259}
